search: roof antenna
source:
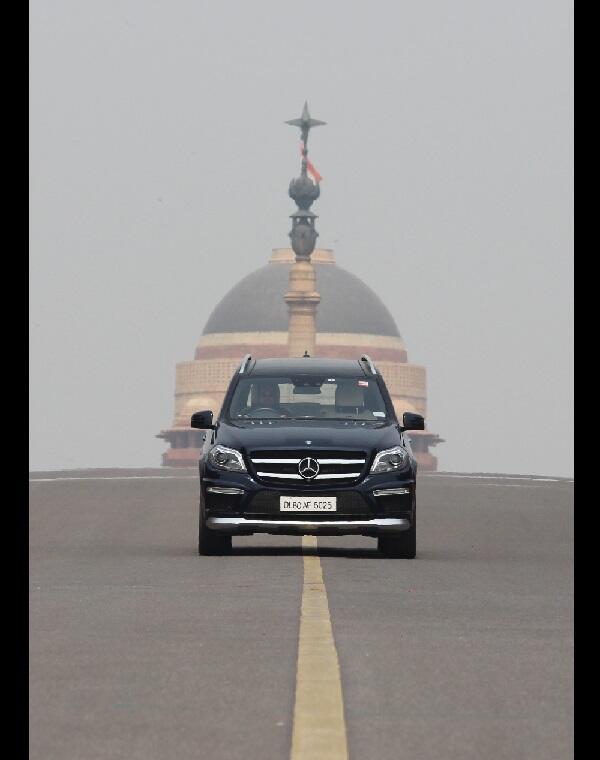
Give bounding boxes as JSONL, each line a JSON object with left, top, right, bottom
{"left": 303, "top": 350, "right": 310, "bottom": 358}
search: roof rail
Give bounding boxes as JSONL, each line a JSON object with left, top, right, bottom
{"left": 239, "top": 354, "right": 252, "bottom": 374}
{"left": 360, "top": 354, "right": 377, "bottom": 375}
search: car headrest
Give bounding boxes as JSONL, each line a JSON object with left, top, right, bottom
{"left": 250, "top": 383, "right": 280, "bottom": 406}
{"left": 335, "top": 384, "right": 365, "bottom": 408}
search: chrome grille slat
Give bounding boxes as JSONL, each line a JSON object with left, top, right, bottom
{"left": 252, "top": 458, "right": 300, "bottom": 464}
{"left": 315, "top": 473, "right": 362, "bottom": 480}
{"left": 252, "top": 458, "right": 365, "bottom": 465}
{"left": 256, "top": 472, "right": 362, "bottom": 480}
{"left": 249, "top": 449, "right": 367, "bottom": 485}
{"left": 256, "top": 472, "right": 303, "bottom": 480}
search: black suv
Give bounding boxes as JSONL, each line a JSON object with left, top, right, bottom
{"left": 191, "top": 355, "right": 425, "bottom": 558}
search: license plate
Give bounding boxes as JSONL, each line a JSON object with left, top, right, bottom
{"left": 280, "top": 496, "right": 337, "bottom": 512}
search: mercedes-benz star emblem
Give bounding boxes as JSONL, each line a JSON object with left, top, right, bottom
{"left": 298, "top": 457, "right": 320, "bottom": 480}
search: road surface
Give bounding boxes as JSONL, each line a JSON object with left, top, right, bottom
{"left": 29, "top": 469, "right": 573, "bottom": 760}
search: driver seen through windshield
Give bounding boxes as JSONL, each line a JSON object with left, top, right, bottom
{"left": 227, "top": 376, "right": 389, "bottom": 420}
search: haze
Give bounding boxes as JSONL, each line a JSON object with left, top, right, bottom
{"left": 29, "top": 0, "right": 573, "bottom": 476}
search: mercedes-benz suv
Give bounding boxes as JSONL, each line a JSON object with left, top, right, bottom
{"left": 191, "top": 355, "right": 425, "bottom": 558}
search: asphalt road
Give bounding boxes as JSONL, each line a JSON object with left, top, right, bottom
{"left": 29, "top": 470, "right": 573, "bottom": 760}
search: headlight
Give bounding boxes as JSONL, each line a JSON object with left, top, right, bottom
{"left": 370, "top": 446, "right": 409, "bottom": 474}
{"left": 207, "top": 445, "right": 247, "bottom": 472}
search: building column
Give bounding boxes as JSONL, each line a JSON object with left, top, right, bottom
{"left": 285, "top": 260, "right": 320, "bottom": 357}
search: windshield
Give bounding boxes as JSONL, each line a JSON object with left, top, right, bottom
{"left": 225, "top": 375, "right": 390, "bottom": 421}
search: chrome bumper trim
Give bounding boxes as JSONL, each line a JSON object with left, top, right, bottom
{"left": 206, "top": 487, "right": 244, "bottom": 495}
{"left": 373, "top": 488, "right": 410, "bottom": 496}
{"left": 206, "top": 516, "right": 410, "bottom": 535}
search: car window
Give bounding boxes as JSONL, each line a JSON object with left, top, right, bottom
{"left": 226, "top": 376, "right": 388, "bottom": 420}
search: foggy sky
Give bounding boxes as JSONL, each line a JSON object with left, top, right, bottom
{"left": 29, "top": 0, "right": 573, "bottom": 476}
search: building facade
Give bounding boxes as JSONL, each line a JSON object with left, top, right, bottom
{"left": 157, "top": 247, "right": 443, "bottom": 469}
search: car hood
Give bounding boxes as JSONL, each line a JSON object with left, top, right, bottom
{"left": 214, "top": 418, "right": 402, "bottom": 454}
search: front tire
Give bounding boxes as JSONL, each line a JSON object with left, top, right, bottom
{"left": 378, "top": 525, "right": 416, "bottom": 558}
{"left": 198, "top": 496, "right": 232, "bottom": 556}
{"left": 378, "top": 496, "right": 416, "bottom": 558}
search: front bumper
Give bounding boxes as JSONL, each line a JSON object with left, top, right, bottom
{"left": 201, "top": 466, "right": 416, "bottom": 536}
{"left": 207, "top": 516, "right": 410, "bottom": 536}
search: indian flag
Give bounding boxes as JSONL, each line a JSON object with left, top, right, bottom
{"left": 300, "top": 142, "right": 323, "bottom": 184}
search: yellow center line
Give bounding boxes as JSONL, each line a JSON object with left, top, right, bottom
{"left": 290, "top": 536, "right": 349, "bottom": 760}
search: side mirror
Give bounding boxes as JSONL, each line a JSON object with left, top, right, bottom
{"left": 402, "top": 412, "right": 424, "bottom": 431}
{"left": 190, "top": 410, "right": 214, "bottom": 429}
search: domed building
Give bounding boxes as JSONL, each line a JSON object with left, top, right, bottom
{"left": 157, "top": 247, "right": 443, "bottom": 470}
{"left": 157, "top": 103, "right": 443, "bottom": 469}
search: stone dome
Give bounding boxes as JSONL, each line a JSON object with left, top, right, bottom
{"left": 158, "top": 247, "right": 442, "bottom": 471}
{"left": 202, "top": 249, "right": 401, "bottom": 338}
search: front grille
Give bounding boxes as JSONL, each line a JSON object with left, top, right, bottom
{"left": 246, "top": 490, "right": 371, "bottom": 518}
{"left": 249, "top": 449, "right": 367, "bottom": 487}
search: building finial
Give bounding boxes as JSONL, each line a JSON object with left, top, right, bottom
{"left": 285, "top": 101, "right": 327, "bottom": 177}
{"left": 285, "top": 102, "right": 326, "bottom": 261}
{"left": 284, "top": 103, "right": 324, "bottom": 358}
